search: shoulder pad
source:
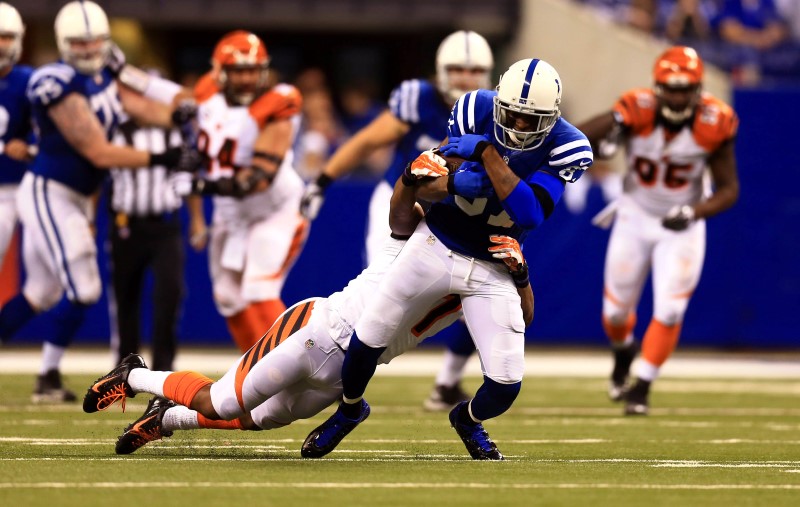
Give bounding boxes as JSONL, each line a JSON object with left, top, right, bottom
{"left": 249, "top": 83, "right": 302, "bottom": 128}
{"left": 26, "top": 63, "right": 76, "bottom": 108}
{"left": 613, "top": 88, "right": 656, "bottom": 135}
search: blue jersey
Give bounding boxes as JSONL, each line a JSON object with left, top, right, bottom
{"left": 26, "top": 63, "right": 124, "bottom": 195}
{"left": 384, "top": 79, "right": 451, "bottom": 185}
{"left": 426, "top": 89, "right": 593, "bottom": 261}
{"left": 0, "top": 65, "right": 33, "bottom": 185}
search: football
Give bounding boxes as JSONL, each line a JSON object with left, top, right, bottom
{"left": 434, "top": 150, "right": 466, "bottom": 174}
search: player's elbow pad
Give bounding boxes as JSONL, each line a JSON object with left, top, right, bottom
{"left": 502, "top": 181, "right": 557, "bottom": 229}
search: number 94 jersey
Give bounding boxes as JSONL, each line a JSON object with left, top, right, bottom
{"left": 193, "top": 73, "right": 304, "bottom": 221}
{"left": 613, "top": 88, "right": 738, "bottom": 217}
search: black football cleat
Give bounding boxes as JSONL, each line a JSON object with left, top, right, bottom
{"left": 624, "top": 378, "right": 651, "bottom": 416}
{"left": 31, "top": 370, "right": 77, "bottom": 404}
{"left": 423, "top": 382, "right": 471, "bottom": 411}
{"left": 83, "top": 353, "right": 147, "bottom": 413}
{"left": 116, "top": 396, "right": 175, "bottom": 455}
{"left": 301, "top": 400, "right": 370, "bottom": 458}
{"left": 609, "top": 342, "right": 637, "bottom": 402}
{"left": 448, "top": 401, "right": 504, "bottom": 460}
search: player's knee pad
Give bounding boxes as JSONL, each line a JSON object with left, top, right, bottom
{"left": 252, "top": 415, "right": 289, "bottom": 431}
{"left": 23, "top": 284, "right": 62, "bottom": 312}
{"left": 214, "top": 290, "right": 246, "bottom": 317}
{"left": 653, "top": 298, "right": 689, "bottom": 327}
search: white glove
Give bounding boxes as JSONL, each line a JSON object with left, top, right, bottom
{"left": 662, "top": 204, "right": 695, "bottom": 231}
{"left": 163, "top": 171, "right": 193, "bottom": 209}
{"left": 170, "top": 171, "right": 194, "bottom": 197}
{"left": 409, "top": 149, "right": 449, "bottom": 178}
{"left": 300, "top": 175, "right": 332, "bottom": 220}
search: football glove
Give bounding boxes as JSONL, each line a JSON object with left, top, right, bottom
{"left": 171, "top": 99, "right": 198, "bottom": 127}
{"left": 410, "top": 149, "right": 449, "bottom": 178}
{"left": 106, "top": 42, "right": 127, "bottom": 77}
{"left": 440, "top": 134, "right": 491, "bottom": 162}
{"left": 150, "top": 146, "right": 204, "bottom": 173}
{"left": 488, "top": 235, "right": 529, "bottom": 288}
{"left": 300, "top": 174, "right": 333, "bottom": 220}
{"left": 448, "top": 163, "right": 494, "bottom": 199}
{"left": 662, "top": 204, "right": 695, "bottom": 231}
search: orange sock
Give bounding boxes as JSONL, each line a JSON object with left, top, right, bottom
{"left": 226, "top": 306, "right": 264, "bottom": 352}
{"left": 197, "top": 414, "right": 244, "bottom": 430}
{"left": 251, "top": 299, "right": 286, "bottom": 328}
{"left": 641, "top": 319, "right": 682, "bottom": 367}
{"left": 162, "top": 371, "right": 214, "bottom": 407}
{"left": 602, "top": 312, "right": 636, "bottom": 346}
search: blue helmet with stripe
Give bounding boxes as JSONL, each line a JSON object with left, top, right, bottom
{"left": 493, "top": 58, "right": 561, "bottom": 151}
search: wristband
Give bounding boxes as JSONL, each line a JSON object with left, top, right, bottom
{"left": 316, "top": 173, "right": 334, "bottom": 190}
{"left": 511, "top": 263, "right": 530, "bottom": 288}
{"left": 143, "top": 74, "right": 182, "bottom": 105}
{"left": 447, "top": 173, "right": 456, "bottom": 195}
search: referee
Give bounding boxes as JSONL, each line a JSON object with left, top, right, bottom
{"left": 108, "top": 119, "right": 185, "bottom": 371}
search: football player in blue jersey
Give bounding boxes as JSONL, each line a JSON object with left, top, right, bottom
{"left": 0, "top": 1, "right": 197, "bottom": 402}
{"left": 299, "top": 30, "right": 495, "bottom": 411}
{"left": 0, "top": 2, "right": 33, "bottom": 271}
{"left": 302, "top": 58, "right": 593, "bottom": 460}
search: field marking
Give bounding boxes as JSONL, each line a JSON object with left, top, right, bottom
{"left": 1, "top": 481, "right": 800, "bottom": 490}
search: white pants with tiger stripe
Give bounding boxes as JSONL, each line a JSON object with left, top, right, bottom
{"left": 210, "top": 298, "right": 346, "bottom": 429}
{"left": 603, "top": 196, "right": 706, "bottom": 327}
{"left": 16, "top": 173, "right": 101, "bottom": 309}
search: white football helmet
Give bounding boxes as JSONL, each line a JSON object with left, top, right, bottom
{"left": 436, "top": 30, "right": 494, "bottom": 103}
{"left": 54, "top": 1, "right": 111, "bottom": 75}
{"left": 0, "top": 2, "right": 24, "bottom": 69}
{"left": 493, "top": 58, "right": 562, "bottom": 151}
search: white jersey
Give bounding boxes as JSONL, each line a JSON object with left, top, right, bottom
{"left": 194, "top": 74, "right": 304, "bottom": 224}
{"left": 614, "top": 89, "right": 738, "bottom": 217}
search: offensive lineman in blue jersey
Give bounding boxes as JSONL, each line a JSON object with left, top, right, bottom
{"left": 0, "top": 1, "right": 197, "bottom": 402}
{"left": 0, "top": 3, "right": 33, "bottom": 269}
{"left": 299, "top": 31, "right": 495, "bottom": 411}
{"left": 302, "top": 58, "right": 593, "bottom": 460}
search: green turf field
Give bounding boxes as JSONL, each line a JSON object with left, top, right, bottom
{"left": 1, "top": 373, "right": 799, "bottom": 506}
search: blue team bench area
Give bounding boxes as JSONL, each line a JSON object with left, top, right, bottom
{"left": 8, "top": 86, "right": 798, "bottom": 350}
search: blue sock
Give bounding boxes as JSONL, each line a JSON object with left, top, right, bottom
{"left": 469, "top": 375, "right": 521, "bottom": 422}
{"left": 0, "top": 294, "right": 37, "bottom": 341}
{"left": 341, "top": 332, "right": 386, "bottom": 403}
{"left": 447, "top": 320, "right": 476, "bottom": 356}
{"left": 47, "top": 300, "right": 89, "bottom": 347}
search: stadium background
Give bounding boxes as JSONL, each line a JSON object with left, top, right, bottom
{"left": 1, "top": 0, "right": 797, "bottom": 349}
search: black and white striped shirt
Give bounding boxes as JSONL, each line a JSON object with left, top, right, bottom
{"left": 110, "top": 121, "right": 183, "bottom": 216}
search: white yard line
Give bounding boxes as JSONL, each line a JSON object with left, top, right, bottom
{"left": 1, "top": 481, "right": 799, "bottom": 490}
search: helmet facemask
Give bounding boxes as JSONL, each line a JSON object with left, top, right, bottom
{"left": 493, "top": 96, "right": 560, "bottom": 151}
{"left": 219, "top": 64, "right": 269, "bottom": 106}
{"left": 654, "top": 83, "right": 701, "bottom": 125}
{"left": 61, "top": 36, "right": 111, "bottom": 75}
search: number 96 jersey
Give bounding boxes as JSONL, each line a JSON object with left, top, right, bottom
{"left": 613, "top": 88, "right": 738, "bottom": 217}
{"left": 193, "top": 73, "right": 304, "bottom": 222}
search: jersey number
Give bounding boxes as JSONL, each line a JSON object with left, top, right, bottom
{"left": 454, "top": 196, "right": 514, "bottom": 228}
{"left": 633, "top": 157, "right": 691, "bottom": 189}
{"left": 197, "top": 130, "right": 238, "bottom": 174}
